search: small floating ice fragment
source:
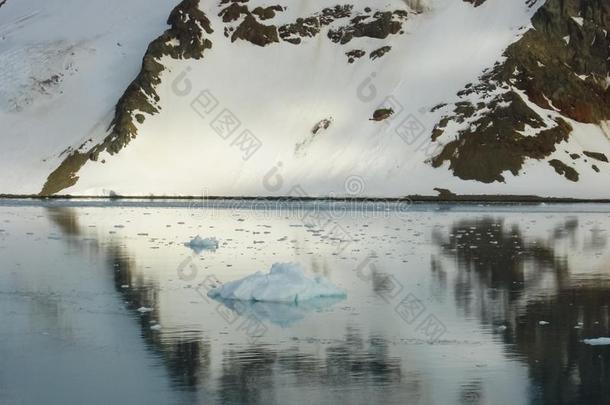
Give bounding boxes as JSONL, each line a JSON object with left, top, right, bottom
{"left": 208, "top": 262, "right": 346, "bottom": 303}
{"left": 150, "top": 324, "right": 162, "bottom": 331}
{"left": 185, "top": 235, "right": 219, "bottom": 252}
{"left": 583, "top": 337, "right": 610, "bottom": 346}
{"left": 137, "top": 307, "right": 153, "bottom": 313}
{"left": 538, "top": 321, "right": 550, "bottom": 326}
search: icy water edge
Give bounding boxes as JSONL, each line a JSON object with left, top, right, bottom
{"left": 0, "top": 200, "right": 609, "bottom": 405}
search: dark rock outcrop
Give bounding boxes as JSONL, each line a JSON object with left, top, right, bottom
{"left": 346, "top": 49, "right": 366, "bottom": 63}
{"left": 463, "top": 0, "right": 488, "bottom": 7}
{"left": 219, "top": 0, "right": 280, "bottom": 47}
{"left": 583, "top": 151, "right": 608, "bottom": 162}
{"left": 279, "top": 6, "right": 407, "bottom": 46}
{"left": 430, "top": 0, "right": 609, "bottom": 184}
{"left": 252, "top": 5, "right": 284, "bottom": 20}
{"left": 549, "top": 159, "right": 580, "bottom": 181}
{"left": 370, "top": 46, "right": 391, "bottom": 60}
{"left": 41, "top": 0, "right": 213, "bottom": 195}
{"left": 371, "top": 108, "right": 394, "bottom": 121}
{"left": 328, "top": 11, "right": 407, "bottom": 44}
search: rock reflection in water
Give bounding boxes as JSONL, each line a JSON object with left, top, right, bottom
{"left": 433, "top": 217, "right": 610, "bottom": 404}
{"left": 217, "top": 328, "right": 419, "bottom": 405}
{"left": 213, "top": 296, "right": 345, "bottom": 327}
{"left": 37, "top": 204, "right": 610, "bottom": 404}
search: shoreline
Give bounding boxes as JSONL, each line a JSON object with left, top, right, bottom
{"left": 2, "top": 194, "right": 610, "bottom": 204}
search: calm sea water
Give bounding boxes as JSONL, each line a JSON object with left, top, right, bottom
{"left": 0, "top": 200, "right": 609, "bottom": 405}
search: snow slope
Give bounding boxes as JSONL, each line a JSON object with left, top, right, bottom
{"left": 2, "top": 0, "right": 610, "bottom": 198}
{"left": 0, "top": 0, "right": 176, "bottom": 194}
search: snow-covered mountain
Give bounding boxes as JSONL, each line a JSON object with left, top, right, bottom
{"left": 1, "top": 0, "right": 609, "bottom": 198}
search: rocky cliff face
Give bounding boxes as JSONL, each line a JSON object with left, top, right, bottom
{"left": 41, "top": 0, "right": 414, "bottom": 195}
{"left": 432, "top": 0, "right": 609, "bottom": 183}
{"left": 41, "top": 0, "right": 213, "bottom": 195}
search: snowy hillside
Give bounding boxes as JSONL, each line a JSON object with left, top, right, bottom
{"left": 0, "top": 0, "right": 177, "bottom": 193}
{"left": 1, "top": 0, "right": 609, "bottom": 198}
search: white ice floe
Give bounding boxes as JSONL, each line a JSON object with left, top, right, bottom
{"left": 538, "top": 321, "right": 550, "bottom": 326}
{"left": 185, "top": 236, "right": 219, "bottom": 252}
{"left": 137, "top": 307, "right": 153, "bottom": 313}
{"left": 583, "top": 338, "right": 610, "bottom": 346}
{"left": 150, "top": 324, "right": 162, "bottom": 331}
{"left": 207, "top": 263, "right": 346, "bottom": 303}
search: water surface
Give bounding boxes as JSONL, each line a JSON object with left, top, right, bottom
{"left": 0, "top": 200, "right": 609, "bottom": 404}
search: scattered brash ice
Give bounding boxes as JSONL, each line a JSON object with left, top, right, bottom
{"left": 207, "top": 263, "right": 346, "bottom": 303}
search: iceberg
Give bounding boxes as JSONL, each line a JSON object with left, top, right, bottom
{"left": 185, "top": 235, "right": 219, "bottom": 253}
{"left": 207, "top": 263, "right": 346, "bottom": 303}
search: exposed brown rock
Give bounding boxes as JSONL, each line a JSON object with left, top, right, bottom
{"left": 431, "top": 107, "right": 572, "bottom": 183}
{"left": 434, "top": 188, "right": 457, "bottom": 199}
{"left": 430, "top": 0, "right": 609, "bottom": 184}
{"left": 41, "top": 0, "right": 213, "bottom": 195}
{"left": 549, "top": 159, "right": 580, "bottom": 182}
{"left": 346, "top": 49, "right": 366, "bottom": 63}
{"left": 279, "top": 6, "right": 407, "bottom": 47}
{"left": 370, "top": 46, "right": 391, "bottom": 60}
{"left": 328, "top": 11, "right": 406, "bottom": 44}
{"left": 231, "top": 14, "right": 279, "bottom": 46}
{"left": 218, "top": 0, "right": 280, "bottom": 47}
{"left": 312, "top": 118, "right": 332, "bottom": 135}
{"left": 583, "top": 151, "right": 608, "bottom": 162}
{"left": 371, "top": 108, "right": 394, "bottom": 121}
{"left": 463, "top": 0, "right": 488, "bottom": 7}
{"left": 219, "top": 2, "right": 248, "bottom": 22}
{"left": 279, "top": 5, "right": 354, "bottom": 44}
{"left": 252, "top": 5, "right": 283, "bottom": 20}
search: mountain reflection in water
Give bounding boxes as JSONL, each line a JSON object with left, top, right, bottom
{"left": 0, "top": 202, "right": 608, "bottom": 404}
{"left": 432, "top": 217, "right": 610, "bottom": 404}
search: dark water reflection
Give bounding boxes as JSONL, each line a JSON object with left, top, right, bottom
{"left": 1, "top": 202, "right": 610, "bottom": 404}
{"left": 432, "top": 217, "right": 610, "bottom": 404}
